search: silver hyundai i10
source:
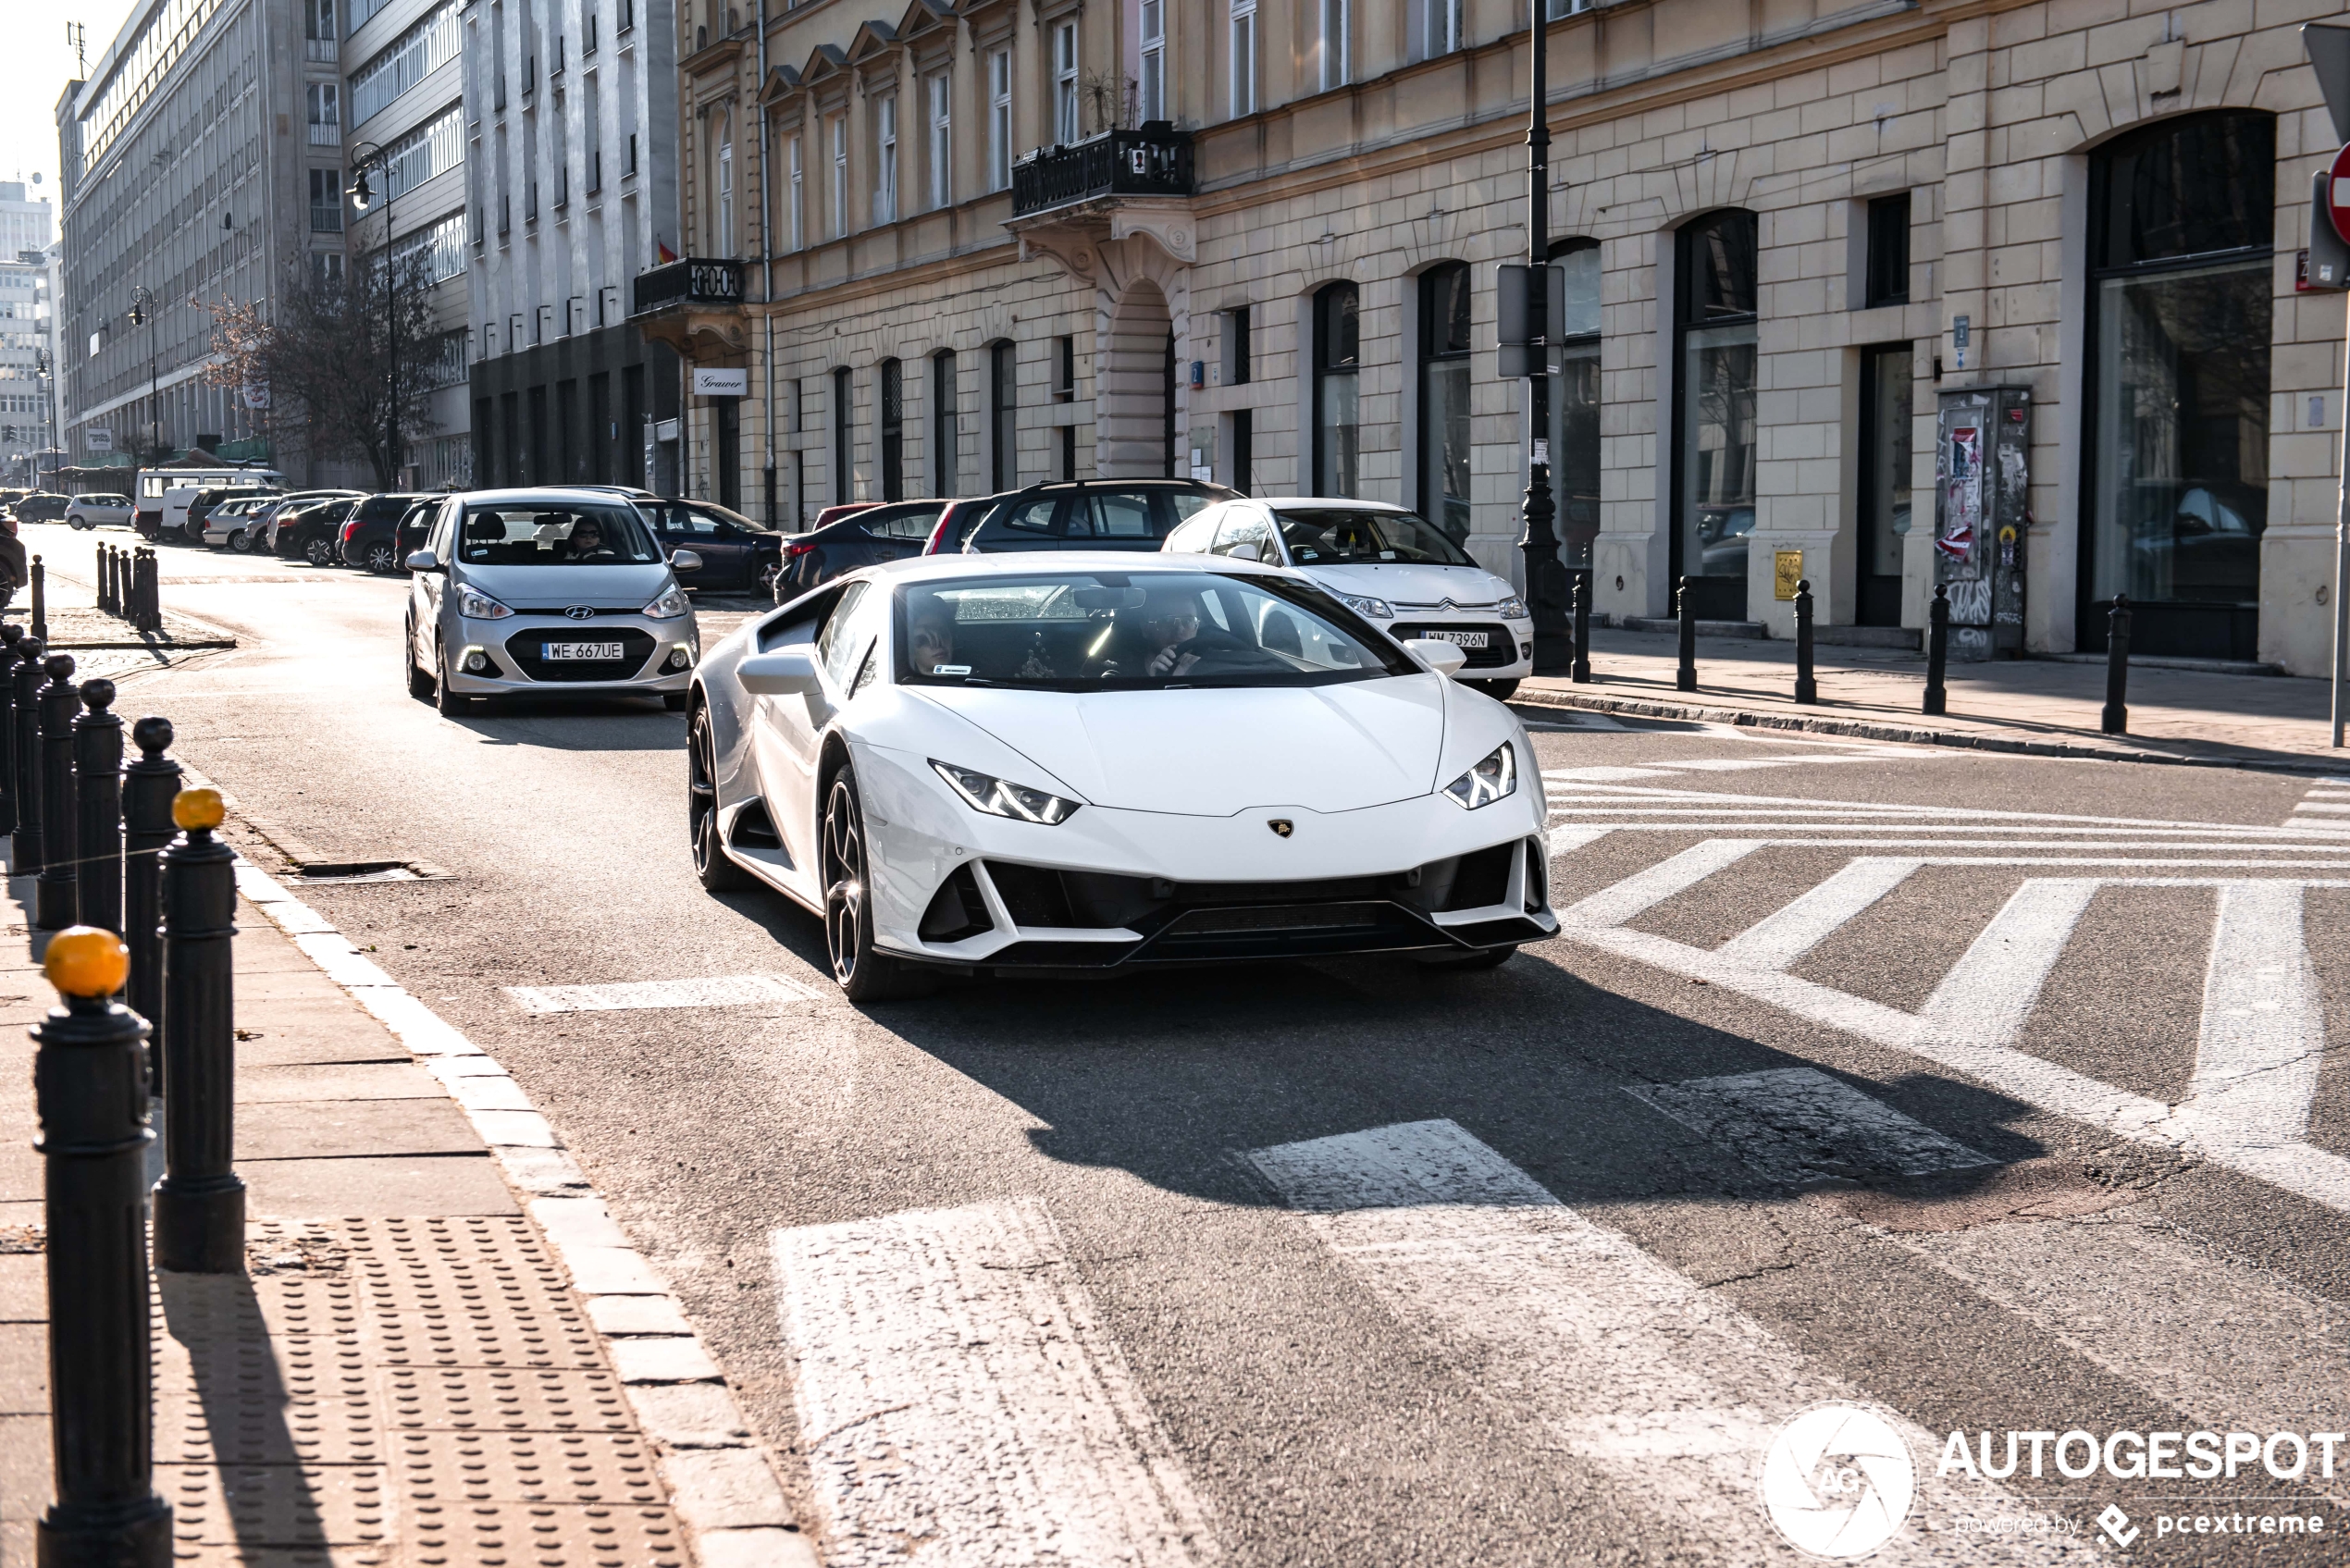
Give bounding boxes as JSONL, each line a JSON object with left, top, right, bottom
{"left": 403, "top": 488, "right": 702, "bottom": 714}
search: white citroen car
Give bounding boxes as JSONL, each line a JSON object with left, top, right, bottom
{"left": 688, "top": 551, "right": 1555, "bottom": 999}
{"left": 1164, "top": 498, "right": 1535, "bottom": 698}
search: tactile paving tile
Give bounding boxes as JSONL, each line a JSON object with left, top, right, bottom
{"left": 404, "top": 1502, "right": 688, "bottom": 1568}
{"left": 382, "top": 1364, "right": 636, "bottom": 1434}
{"left": 393, "top": 1430, "right": 667, "bottom": 1506}
{"left": 165, "top": 1462, "right": 393, "bottom": 1547}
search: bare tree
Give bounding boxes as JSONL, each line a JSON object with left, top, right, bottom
{"left": 205, "top": 254, "right": 442, "bottom": 488}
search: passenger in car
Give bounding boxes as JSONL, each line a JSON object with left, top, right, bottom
{"left": 567, "top": 517, "right": 617, "bottom": 562}
{"left": 909, "top": 608, "right": 957, "bottom": 674}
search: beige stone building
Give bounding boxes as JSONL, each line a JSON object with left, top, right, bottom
{"left": 640, "top": 0, "right": 2348, "bottom": 672}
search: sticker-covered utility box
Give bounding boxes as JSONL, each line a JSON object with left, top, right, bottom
{"left": 1933, "top": 385, "right": 2031, "bottom": 660}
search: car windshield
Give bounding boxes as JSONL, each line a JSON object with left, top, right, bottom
{"left": 897, "top": 570, "right": 1416, "bottom": 690}
{"left": 456, "top": 503, "right": 662, "bottom": 565}
{"left": 1273, "top": 508, "right": 1476, "bottom": 567}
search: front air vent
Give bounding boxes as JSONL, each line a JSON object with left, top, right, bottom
{"left": 1440, "top": 844, "right": 1515, "bottom": 911}
{"left": 920, "top": 863, "right": 994, "bottom": 943}
{"left": 1524, "top": 839, "right": 1548, "bottom": 913}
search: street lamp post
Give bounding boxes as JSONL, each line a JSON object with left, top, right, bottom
{"left": 1515, "top": 1, "right": 1572, "bottom": 674}
{"left": 347, "top": 144, "right": 401, "bottom": 488}
{"left": 126, "top": 286, "right": 160, "bottom": 463}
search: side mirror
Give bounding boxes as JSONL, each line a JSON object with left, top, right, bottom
{"left": 737, "top": 649, "right": 822, "bottom": 696}
{"left": 405, "top": 549, "right": 440, "bottom": 573}
{"left": 1227, "top": 541, "right": 1262, "bottom": 563}
{"left": 670, "top": 549, "right": 702, "bottom": 573}
{"left": 1403, "top": 637, "right": 1468, "bottom": 677}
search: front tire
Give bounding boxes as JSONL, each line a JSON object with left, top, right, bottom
{"left": 229, "top": 528, "right": 254, "bottom": 554}
{"left": 820, "top": 766, "right": 933, "bottom": 1001}
{"left": 689, "top": 707, "right": 755, "bottom": 893}
{"left": 1470, "top": 678, "right": 1521, "bottom": 701}
{"left": 405, "top": 619, "right": 434, "bottom": 699}
{"left": 68, "top": 516, "right": 91, "bottom": 531}
{"left": 364, "top": 541, "right": 399, "bottom": 574}
{"left": 304, "top": 537, "right": 337, "bottom": 568}
{"left": 435, "top": 650, "right": 479, "bottom": 716}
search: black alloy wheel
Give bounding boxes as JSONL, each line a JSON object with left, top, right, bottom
{"left": 689, "top": 707, "right": 754, "bottom": 892}
{"left": 364, "top": 540, "right": 399, "bottom": 574}
{"left": 304, "top": 536, "right": 338, "bottom": 568}
{"left": 820, "top": 767, "right": 932, "bottom": 1001}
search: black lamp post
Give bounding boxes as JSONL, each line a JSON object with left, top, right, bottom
{"left": 126, "top": 287, "right": 160, "bottom": 463}
{"left": 347, "top": 144, "right": 401, "bottom": 488}
{"left": 1515, "top": 1, "right": 1572, "bottom": 674}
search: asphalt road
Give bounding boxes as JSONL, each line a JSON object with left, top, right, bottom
{"left": 34, "top": 520, "right": 2350, "bottom": 1565}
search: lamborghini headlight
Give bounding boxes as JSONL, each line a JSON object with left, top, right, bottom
{"left": 1441, "top": 742, "right": 1516, "bottom": 810}
{"left": 931, "top": 760, "right": 1082, "bottom": 825}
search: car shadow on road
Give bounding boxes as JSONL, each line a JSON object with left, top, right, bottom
{"left": 434, "top": 698, "right": 688, "bottom": 749}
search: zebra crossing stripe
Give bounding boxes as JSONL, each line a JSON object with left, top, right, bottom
{"left": 1625, "top": 1067, "right": 1991, "bottom": 1187}
{"left": 1713, "top": 859, "right": 1922, "bottom": 970}
{"left": 2182, "top": 882, "right": 2325, "bottom": 1157}
{"left": 1244, "top": 1119, "right": 2076, "bottom": 1563}
{"left": 771, "top": 1198, "right": 1218, "bottom": 1568}
{"left": 1556, "top": 839, "right": 1762, "bottom": 926}
{"left": 503, "top": 973, "right": 825, "bottom": 1013}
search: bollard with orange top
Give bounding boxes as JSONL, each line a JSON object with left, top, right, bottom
{"left": 154, "top": 786, "right": 243, "bottom": 1275}
{"left": 33, "top": 925, "right": 173, "bottom": 1567}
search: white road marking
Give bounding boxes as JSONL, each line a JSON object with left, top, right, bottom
{"left": 1625, "top": 1068, "right": 1990, "bottom": 1186}
{"left": 1546, "top": 825, "right": 1612, "bottom": 857}
{"left": 2289, "top": 801, "right": 2350, "bottom": 814}
{"left": 1555, "top": 839, "right": 1762, "bottom": 926}
{"left": 1713, "top": 858, "right": 1921, "bottom": 970}
{"left": 2180, "top": 881, "right": 2324, "bottom": 1157}
{"left": 1244, "top": 1119, "right": 2075, "bottom": 1563}
{"left": 504, "top": 973, "right": 825, "bottom": 1013}
{"left": 772, "top": 1198, "right": 1218, "bottom": 1568}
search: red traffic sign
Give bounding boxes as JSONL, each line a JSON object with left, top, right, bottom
{"left": 2330, "top": 143, "right": 2350, "bottom": 241}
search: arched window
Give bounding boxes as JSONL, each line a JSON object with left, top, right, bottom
{"left": 932, "top": 350, "right": 959, "bottom": 497}
{"left": 2085, "top": 110, "right": 2274, "bottom": 659}
{"left": 1312, "top": 281, "right": 1359, "bottom": 497}
{"left": 1417, "top": 262, "right": 1472, "bottom": 539}
{"left": 879, "top": 357, "right": 904, "bottom": 501}
{"left": 1673, "top": 208, "right": 1758, "bottom": 620}
{"left": 1549, "top": 240, "right": 1602, "bottom": 569}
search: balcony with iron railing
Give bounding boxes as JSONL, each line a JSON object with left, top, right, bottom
{"left": 1010, "top": 125, "right": 1192, "bottom": 217}
{"left": 631, "top": 257, "right": 744, "bottom": 316}
{"left": 630, "top": 257, "right": 748, "bottom": 356}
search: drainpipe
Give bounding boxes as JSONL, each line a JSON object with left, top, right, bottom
{"left": 756, "top": 0, "right": 775, "bottom": 525}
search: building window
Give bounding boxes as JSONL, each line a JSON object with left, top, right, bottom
{"left": 990, "top": 340, "right": 1016, "bottom": 489}
{"left": 879, "top": 358, "right": 905, "bottom": 501}
{"left": 832, "top": 365, "right": 853, "bottom": 503}
{"left": 1319, "top": 0, "right": 1348, "bottom": 92}
{"left": 1056, "top": 334, "right": 1077, "bottom": 479}
{"left": 2084, "top": 109, "right": 2274, "bottom": 660}
{"left": 307, "top": 83, "right": 341, "bottom": 143}
{"left": 1674, "top": 208, "right": 1759, "bottom": 619}
{"left": 1417, "top": 262, "right": 1471, "bottom": 540}
{"left": 1864, "top": 192, "right": 1911, "bottom": 308}
{"left": 1857, "top": 342, "right": 1912, "bottom": 628}
{"left": 1053, "top": 23, "right": 1080, "bottom": 143}
{"left": 932, "top": 351, "right": 959, "bottom": 497}
{"left": 1312, "top": 281, "right": 1359, "bottom": 498}
{"left": 1228, "top": 305, "right": 1251, "bottom": 385}
{"left": 988, "top": 49, "right": 1012, "bottom": 191}
{"left": 829, "top": 114, "right": 847, "bottom": 237}
{"left": 927, "top": 72, "right": 951, "bottom": 210}
{"left": 716, "top": 117, "right": 735, "bottom": 252}
{"left": 1139, "top": 1, "right": 1166, "bottom": 122}
{"left": 1415, "top": 0, "right": 1462, "bottom": 59}
{"left": 873, "top": 94, "right": 897, "bottom": 223}
{"left": 309, "top": 167, "right": 344, "bottom": 231}
{"left": 306, "top": 0, "right": 337, "bottom": 42}
{"left": 787, "top": 134, "right": 803, "bottom": 251}
{"left": 1229, "top": 0, "right": 1256, "bottom": 118}
{"left": 1551, "top": 240, "right": 1602, "bottom": 570}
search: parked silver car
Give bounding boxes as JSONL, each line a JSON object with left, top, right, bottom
{"left": 65, "top": 493, "right": 135, "bottom": 530}
{"left": 403, "top": 488, "right": 702, "bottom": 715}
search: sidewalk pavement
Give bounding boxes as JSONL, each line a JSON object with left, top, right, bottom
{"left": 1515, "top": 625, "right": 2350, "bottom": 772}
{"left": 1, "top": 863, "right": 814, "bottom": 1567}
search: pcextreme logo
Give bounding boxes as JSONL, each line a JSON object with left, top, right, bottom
{"left": 1761, "top": 1402, "right": 1917, "bottom": 1559}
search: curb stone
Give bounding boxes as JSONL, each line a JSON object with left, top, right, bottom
{"left": 1508, "top": 685, "right": 2350, "bottom": 778}
{"left": 228, "top": 856, "right": 821, "bottom": 1568}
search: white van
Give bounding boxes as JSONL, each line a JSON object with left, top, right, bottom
{"left": 136, "top": 468, "right": 283, "bottom": 538}
{"left": 159, "top": 479, "right": 278, "bottom": 543}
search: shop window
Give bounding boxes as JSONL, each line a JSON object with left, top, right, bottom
{"left": 1673, "top": 208, "right": 1758, "bottom": 620}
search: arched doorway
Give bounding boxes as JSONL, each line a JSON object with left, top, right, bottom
{"left": 1099, "top": 279, "right": 1173, "bottom": 478}
{"left": 2083, "top": 110, "right": 2274, "bottom": 659}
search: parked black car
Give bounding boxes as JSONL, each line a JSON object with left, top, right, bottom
{"left": 928, "top": 478, "right": 1237, "bottom": 557}
{"left": 338, "top": 492, "right": 433, "bottom": 573}
{"left": 635, "top": 499, "right": 786, "bottom": 593}
{"left": 772, "top": 500, "right": 950, "bottom": 598}
{"left": 11, "top": 492, "right": 70, "bottom": 524}
{"left": 395, "top": 497, "right": 438, "bottom": 566}
{"left": 275, "top": 497, "right": 359, "bottom": 565}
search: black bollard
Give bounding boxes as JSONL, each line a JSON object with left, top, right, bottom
{"left": 1794, "top": 579, "right": 1818, "bottom": 704}
{"left": 0, "top": 623, "right": 22, "bottom": 840}
{"left": 34, "top": 652, "right": 78, "bottom": 930}
{"left": 31, "top": 552, "right": 47, "bottom": 645}
{"left": 155, "top": 787, "right": 244, "bottom": 1275}
{"left": 73, "top": 680, "right": 125, "bottom": 939}
{"left": 1676, "top": 575, "right": 1698, "bottom": 693}
{"left": 140, "top": 549, "right": 160, "bottom": 634}
{"left": 2102, "top": 593, "right": 2132, "bottom": 736}
{"left": 123, "top": 719, "right": 179, "bottom": 1081}
{"left": 1572, "top": 569, "right": 1592, "bottom": 684}
{"left": 98, "top": 545, "right": 114, "bottom": 616}
{"left": 34, "top": 926, "right": 174, "bottom": 1568}
{"left": 11, "top": 636, "right": 43, "bottom": 877}
{"left": 109, "top": 547, "right": 123, "bottom": 619}
{"left": 1923, "top": 584, "right": 1950, "bottom": 717}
